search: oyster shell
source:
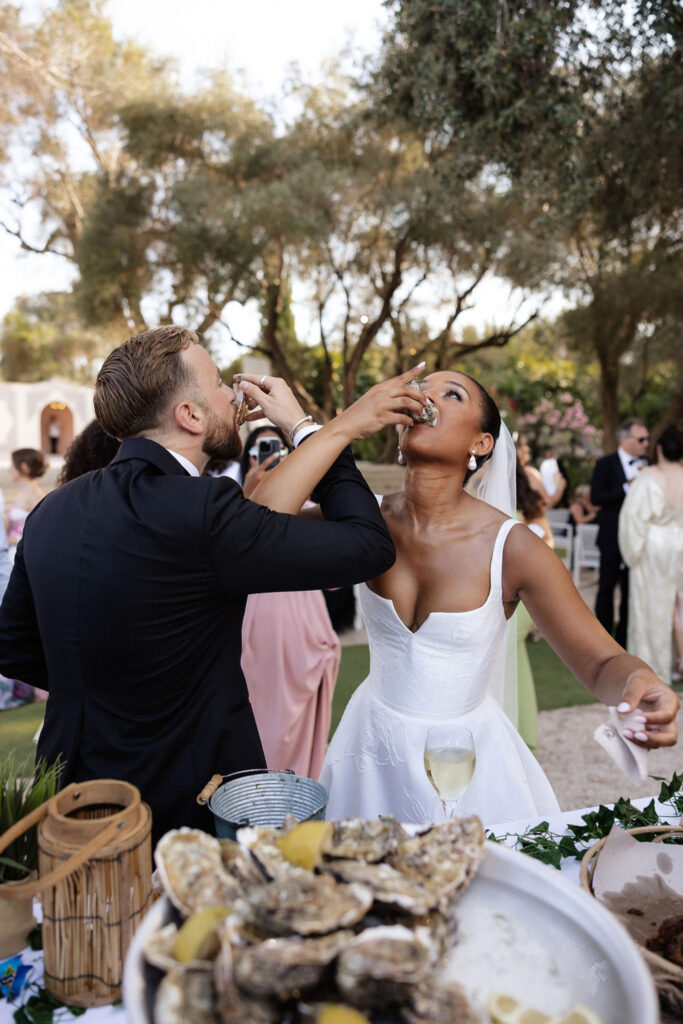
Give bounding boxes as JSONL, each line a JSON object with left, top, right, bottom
{"left": 144, "top": 922, "right": 213, "bottom": 973}
{"left": 322, "top": 860, "right": 436, "bottom": 916}
{"left": 404, "top": 380, "right": 437, "bottom": 427}
{"left": 233, "top": 379, "right": 249, "bottom": 425}
{"left": 388, "top": 816, "right": 485, "bottom": 911}
{"left": 236, "top": 824, "right": 293, "bottom": 880}
{"left": 154, "top": 969, "right": 217, "bottom": 1024}
{"left": 233, "top": 931, "right": 353, "bottom": 1000}
{"left": 219, "top": 838, "right": 265, "bottom": 891}
{"left": 214, "top": 931, "right": 277, "bottom": 1024}
{"left": 401, "top": 980, "right": 482, "bottom": 1024}
{"left": 324, "top": 817, "right": 408, "bottom": 863}
{"left": 244, "top": 872, "right": 373, "bottom": 936}
{"left": 336, "top": 924, "right": 439, "bottom": 1008}
{"left": 155, "top": 828, "right": 246, "bottom": 915}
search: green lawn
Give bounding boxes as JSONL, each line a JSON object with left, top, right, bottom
{"left": 1, "top": 642, "right": 681, "bottom": 761}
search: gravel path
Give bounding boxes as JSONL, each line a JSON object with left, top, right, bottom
{"left": 535, "top": 702, "right": 682, "bottom": 811}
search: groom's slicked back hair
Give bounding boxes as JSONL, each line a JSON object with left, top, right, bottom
{"left": 95, "top": 326, "right": 199, "bottom": 440}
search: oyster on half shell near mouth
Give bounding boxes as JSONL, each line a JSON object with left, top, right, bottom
{"left": 404, "top": 379, "right": 437, "bottom": 427}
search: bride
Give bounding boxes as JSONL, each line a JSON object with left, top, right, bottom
{"left": 239, "top": 368, "right": 679, "bottom": 825}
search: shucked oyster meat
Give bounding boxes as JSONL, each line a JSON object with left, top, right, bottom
{"left": 388, "top": 816, "right": 485, "bottom": 912}
{"left": 336, "top": 924, "right": 440, "bottom": 1008}
{"left": 233, "top": 930, "right": 353, "bottom": 1001}
{"left": 324, "top": 817, "right": 408, "bottom": 863}
{"left": 155, "top": 828, "right": 247, "bottom": 915}
{"left": 244, "top": 870, "right": 374, "bottom": 936}
{"left": 236, "top": 824, "right": 293, "bottom": 880}
{"left": 232, "top": 378, "right": 249, "bottom": 424}
{"left": 404, "top": 379, "right": 437, "bottom": 427}
{"left": 154, "top": 969, "right": 217, "bottom": 1024}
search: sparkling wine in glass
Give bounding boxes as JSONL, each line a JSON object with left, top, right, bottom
{"left": 424, "top": 725, "right": 476, "bottom": 820}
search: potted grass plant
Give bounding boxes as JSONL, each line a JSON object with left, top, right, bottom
{"left": 0, "top": 754, "right": 63, "bottom": 957}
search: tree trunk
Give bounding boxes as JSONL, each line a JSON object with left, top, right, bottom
{"left": 597, "top": 352, "right": 621, "bottom": 452}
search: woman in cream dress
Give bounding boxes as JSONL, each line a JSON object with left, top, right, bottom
{"left": 619, "top": 425, "right": 683, "bottom": 683}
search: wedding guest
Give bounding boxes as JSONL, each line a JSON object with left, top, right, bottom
{"left": 514, "top": 457, "right": 554, "bottom": 749}
{"left": 619, "top": 425, "right": 683, "bottom": 683}
{"left": 591, "top": 418, "right": 649, "bottom": 646}
{"left": 516, "top": 436, "right": 566, "bottom": 509}
{"left": 569, "top": 483, "right": 599, "bottom": 528}
{"left": 0, "top": 325, "right": 425, "bottom": 841}
{"left": 320, "top": 372, "right": 678, "bottom": 826}
{"left": 6, "top": 449, "right": 46, "bottom": 555}
{"left": 58, "top": 421, "right": 120, "bottom": 484}
{"left": 218, "top": 424, "right": 341, "bottom": 779}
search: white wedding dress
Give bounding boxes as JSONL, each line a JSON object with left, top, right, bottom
{"left": 321, "top": 519, "right": 560, "bottom": 826}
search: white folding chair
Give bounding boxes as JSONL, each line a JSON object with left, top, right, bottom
{"left": 573, "top": 523, "right": 600, "bottom": 586}
{"left": 547, "top": 508, "right": 571, "bottom": 525}
{"left": 551, "top": 522, "right": 573, "bottom": 570}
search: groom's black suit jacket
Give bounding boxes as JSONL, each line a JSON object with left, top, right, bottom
{"left": 0, "top": 438, "right": 394, "bottom": 841}
{"left": 591, "top": 450, "right": 627, "bottom": 556}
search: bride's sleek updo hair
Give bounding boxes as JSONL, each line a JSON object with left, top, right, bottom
{"left": 462, "top": 373, "right": 501, "bottom": 483}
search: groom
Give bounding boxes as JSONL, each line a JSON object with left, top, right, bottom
{"left": 0, "top": 326, "right": 419, "bottom": 841}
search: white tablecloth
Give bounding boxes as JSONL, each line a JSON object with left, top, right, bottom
{"left": 1, "top": 799, "right": 673, "bottom": 1023}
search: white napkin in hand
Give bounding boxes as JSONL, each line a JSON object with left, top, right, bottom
{"left": 593, "top": 707, "right": 649, "bottom": 783}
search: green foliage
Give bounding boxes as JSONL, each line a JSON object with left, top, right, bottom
{"left": 0, "top": 293, "right": 113, "bottom": 383}
{"left": 11, "top": 983, "right": 86, "bottom": 1022}
{"left": 488, "top": 773, "right": 683, "bottom": 869}
{"left": 0, "top": 755, "right": 63, "bottom": 883}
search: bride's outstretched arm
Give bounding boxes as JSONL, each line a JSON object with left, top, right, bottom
{"left": 504, "top": 527, "right": 679, "bottom": 749}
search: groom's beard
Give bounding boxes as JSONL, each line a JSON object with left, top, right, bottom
{"left": 202, "top": 408, "right": 242, "bottom": 463}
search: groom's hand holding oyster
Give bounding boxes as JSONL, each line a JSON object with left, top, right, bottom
{"left": 235, "top": 363, "right": 429, "bottom": 514}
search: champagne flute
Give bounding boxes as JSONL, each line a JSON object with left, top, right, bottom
{"left": 423, "top": 725, "right": 476, "bottom": 820}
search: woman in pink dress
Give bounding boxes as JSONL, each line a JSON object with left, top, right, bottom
{"left": 237, "top": 427, "right": 341, "bottom": 779}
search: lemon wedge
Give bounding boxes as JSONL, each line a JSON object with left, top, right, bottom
{"left": 488, "top": 991, "right": 560, "bottom": 1024}
{"left": 173, "top": 905, "right": 230, "bottom": 962}
{"left": 316, "top": 1007, "right": 372, "bottom": 1024}
{"left": 562, "top": 1007, "right": 604, "bottom": 1024}
{"left": 275, "top": 820, "right": 333, "bottom": 871}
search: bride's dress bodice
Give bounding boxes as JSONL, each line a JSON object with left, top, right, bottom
{"left": 321, "top": 518, "right": 560, "bottom": 825}
{"left": 362, "top": 519, "right": 511, "bottom": 719}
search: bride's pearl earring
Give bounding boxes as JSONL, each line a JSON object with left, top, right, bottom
{"left": 398, "top": 449, "right": 405, "bottom": 465}
{"left": 468, "top": 451, "right": 477, "bottom": 471}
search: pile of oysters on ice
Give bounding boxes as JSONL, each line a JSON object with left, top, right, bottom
{"left": 145, "top": 815, "right": 486, "bottom": 1024}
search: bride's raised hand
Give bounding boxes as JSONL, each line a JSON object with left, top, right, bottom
{"left": 617, "top": 668, "right": 679, "bottom": 748}
{"left": 337, "top": 362, "right": 428, "bottom": 440}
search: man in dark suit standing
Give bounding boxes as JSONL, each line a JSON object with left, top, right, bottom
{"left": 591, "top": 417, "right": 649, "bottom": 647}
{"left": 0, "top": 326, "right": 426, "bottom": 841}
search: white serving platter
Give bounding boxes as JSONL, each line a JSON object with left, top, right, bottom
{"left": 123, "top": 840, "right": 658, "bottom": 1024}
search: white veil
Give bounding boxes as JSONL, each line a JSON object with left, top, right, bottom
{"left": 464, "top": 422, "right": 519, "bottom": 726}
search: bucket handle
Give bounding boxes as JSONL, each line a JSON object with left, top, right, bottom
{"left": 0, "top": 783, "right": 132, "bottom": 901}
{"left": 196, "top": 768, "right": 295, "bottom": 806}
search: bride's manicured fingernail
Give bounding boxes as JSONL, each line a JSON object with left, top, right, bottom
{"left": 635, "top": 731, "right": 648, "bottom": 742}
{"left": 635, "top": 715, "right": 647, "bottom": 724}
{"left": 617, "top": 702, "right": 631, "bottom": 713}
{"left": 623, "top": 728, "right": 634, "bottom": 739}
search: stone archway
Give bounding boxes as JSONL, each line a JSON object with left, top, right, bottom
{"left": 40, "top": 402, "right": 74, "bottom": 456}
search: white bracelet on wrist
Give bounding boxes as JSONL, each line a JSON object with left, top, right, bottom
{"left": 288, "top": 415, "right": 313, "bottom": 445}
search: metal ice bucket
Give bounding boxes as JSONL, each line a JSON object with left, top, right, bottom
{"left": 196, "top": 768, "right": 328, "bottom": 839}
